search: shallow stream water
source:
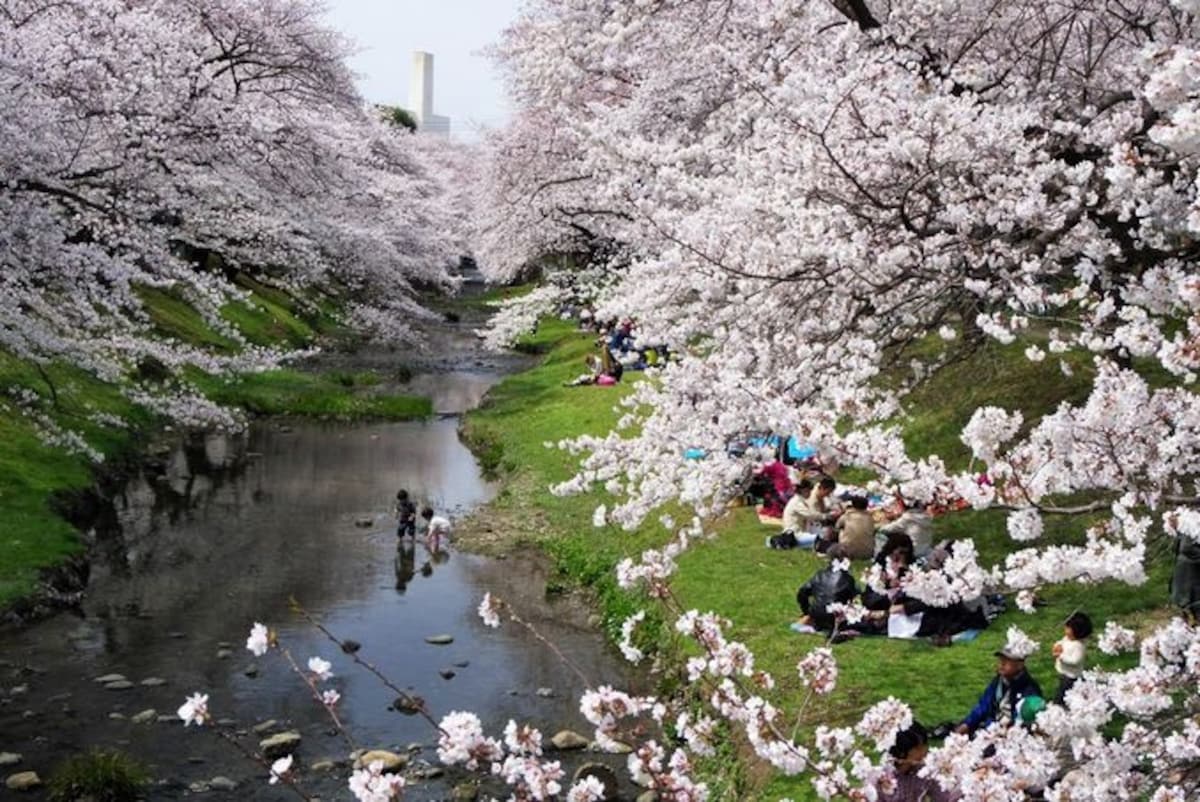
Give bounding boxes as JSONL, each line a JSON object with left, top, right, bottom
{"left": 0, "top": 319, "right": 639, "bottom": 800}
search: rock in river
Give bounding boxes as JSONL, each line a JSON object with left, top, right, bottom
{"left": 5, "top": 772, "right": 42, "bottom": 791}
{"left": 353, "top": 750, "right": 407, "bottom": 773}
{"left": 259, "top": 730, "right": 302, "bottom": 759}
{"left": 572, "top": 763, "right": 619, "bottom": 801}
{"left": 424, "top": 634, "right": 454, "bottom": 645}
{"left": 550, "top": 730, "right": 590, "bottom": 750}
{"left": 131, "top": 709, "right": 158, "bottom": 725}
{"left": 0, "top": 753, "right": 20, "bottom": 767}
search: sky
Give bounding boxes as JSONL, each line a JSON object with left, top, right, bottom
{"left": 323, "top": 1, "right": 522, "bottom": 139}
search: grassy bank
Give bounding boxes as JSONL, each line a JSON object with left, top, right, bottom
{"left": 460, "top": 318, "right": 1172, "bottom": 801}
{"left": 0, "top": 276, "right": 428, "bottom": 610}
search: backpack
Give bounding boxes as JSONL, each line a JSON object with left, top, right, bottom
{"left": 769, "top": 530, "right": 799, "bottom": 550}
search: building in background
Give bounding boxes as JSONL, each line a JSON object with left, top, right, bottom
{"left": 409, "top": 51, "right": 450, "bottom": 135}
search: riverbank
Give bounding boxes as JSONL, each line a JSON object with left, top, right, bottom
{"left": 458, "top": 316, "right": 1174, "bottom": 800}
{"left": 1, "top": 298, "right": 642, "bottom": 802}
{"left": 0, "top": 276, "right": 430, "bottom": 616}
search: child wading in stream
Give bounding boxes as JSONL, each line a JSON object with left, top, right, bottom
{"left": 394, "top": 489, "right": 417, "bottom": 540}
{"left": 420, "top": 506, "right": 451, "bottom": 552}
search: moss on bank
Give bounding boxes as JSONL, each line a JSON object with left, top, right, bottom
{"left": 0, "top": 278, "right": 425, "bottom": 610}
{"left": 460, "top": 318, "right": 1172, "bottom": 801}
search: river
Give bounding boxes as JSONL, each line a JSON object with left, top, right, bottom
{"left": 0, "top": 309, "right": 638, "bottom": 800}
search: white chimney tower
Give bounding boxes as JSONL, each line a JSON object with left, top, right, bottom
{"left": 408, "top": 51, "right": 450, "bottom": 135}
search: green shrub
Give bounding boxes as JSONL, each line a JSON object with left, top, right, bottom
{"left": 48, "top": 749, "right": 148, "bottom": 802}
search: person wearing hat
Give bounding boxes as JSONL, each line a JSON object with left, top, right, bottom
{"left": 954, "top": 641, "right": 1043, "bottom": 735}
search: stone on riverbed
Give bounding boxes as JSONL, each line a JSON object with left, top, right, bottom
{"left": 105, "top": 680, "right": 135, "bottom": 690}
{"left": 424, "top": 634, "right": 453, "bottom": 645}
{"left": 140, "top": 677, "right": 167, "bottom": 687}
{"left": 352, "top": 750, "right": 407, "bottom": 773}
{"left": 259, "top": 731, "right": 301, "bottom": 759}
{"left": 451, "top": 782, "right": 479, "bottom": 801}
{"left": 572, "top": 763, "right": 619, "bottom": 801}
{"left": 252, "top": 719, "right": 280, "bottom": 734}
{"left": 5, "top": 771, "right": 42, "bottom": 791}
{"left": 0, "top": 753, "right": 21, "bottom": 767}
{"left": 535, "top": 687, "right": 554, "bottom": 698}
{"left": 550, "top": 730, "right": 590, "bottom": 750}
{"left": 208, "top": 777, "right": 238, "bottom": 791}
{"left": 131, "top": 709, "right": 157, "bottom": 725}
{"left": 355, "top": 517, "right": 374, "bottom": 528}
{"left": 94, "top": 673, "right": 126, "bottom": 684}
{"left": 591, "top": 739, "right": 633, "bottom": 754}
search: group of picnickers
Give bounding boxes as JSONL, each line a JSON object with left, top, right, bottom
{"left": 882, "top": 613, "right": 1094, "bottom": 801}
{"left": 564, "top": 315, "right": 670, "bottom": 387}
{"left": 747, "top": 456, "right": 1105, "bottom": 799}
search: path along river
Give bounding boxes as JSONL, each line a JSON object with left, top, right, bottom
{"left": 0, "top": 310, "right": 638, "bottom": 800}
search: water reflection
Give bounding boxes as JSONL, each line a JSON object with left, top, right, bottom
{"left": 0, "top": 398, "right": 638, "bottom": 800}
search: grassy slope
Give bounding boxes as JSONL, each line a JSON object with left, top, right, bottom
{"left": 462, "top": 319, "right": 1171, "bottom": 801}
{"left": 0, "top": 277, "right": 428, "bottom": 608}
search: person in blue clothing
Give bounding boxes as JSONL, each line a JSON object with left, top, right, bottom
{"left": 954, "top": 641, "right": 1043, "bottom": 735}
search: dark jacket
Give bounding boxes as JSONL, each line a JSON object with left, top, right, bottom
{"left": 1171, "top": 535, "right": 1200, "bottom": 615}
{"left": 962, "top": 669, "right": 1042, "bottom": 732}
{"left": 796, "top": 567, "right": 858, "bottom": 631}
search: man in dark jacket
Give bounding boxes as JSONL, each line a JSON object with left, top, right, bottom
{"left": 955, "top": 643, "right": 1043, "bottom": 735}
{"left": 795, "top": 544, "right": 858, "bottom": 631}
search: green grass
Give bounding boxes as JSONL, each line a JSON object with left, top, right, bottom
{"left": 191, "top": 368, "right": 430, "bottom": 419}
{"left": 461, "top": 317, "right": 1174, "bottom": 801}
{"left": 0, "top": 276, "right": 421, "bottom": 610}
{"left": 48, "top": 749, "right": 148, "bottom": 802}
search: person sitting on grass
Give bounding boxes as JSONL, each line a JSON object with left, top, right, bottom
{"left": 835, "top": 495, "right": 875, "bottom": 559}
{"left": 877, "top": 500, "right": 934, "bottom": 559}
{"left": 795, "top": 543, "right": 858, "bottom": 632}
{"left": 863, "top": 532, "right": 915, "bottom": 611}
{"left": 1052, "top": 611, "right": 1092, "bottom": 704}
{"left": 808, "top": 476, "right": 841, "bottom": 552}
{"left": 880, "top": 721, "right": 960, "bottom": 802}
{"left": 955, "top": 639, "right": 1043, "bottom": 735}
{"left": 754, "top": 459, "right": 794, "bottom": 520}
{"left": 420, "top": 506, "right": 451, "bottom": 552}
{"left": 769, "top": 479, "right": 820, "bottom": 549}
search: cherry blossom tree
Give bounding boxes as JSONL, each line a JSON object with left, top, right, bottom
{"left": 476, "top": 0, "right": 1200, "bottom": 798}
{"left": 1, "top": 0, "right": 468, "bottom": 439}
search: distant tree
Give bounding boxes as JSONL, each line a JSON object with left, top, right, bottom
{"left": 0, "top": 0, "right": 471, "bottom": 440}
{"left": 380, "top": 105, "right": 419, "bottom": 132}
